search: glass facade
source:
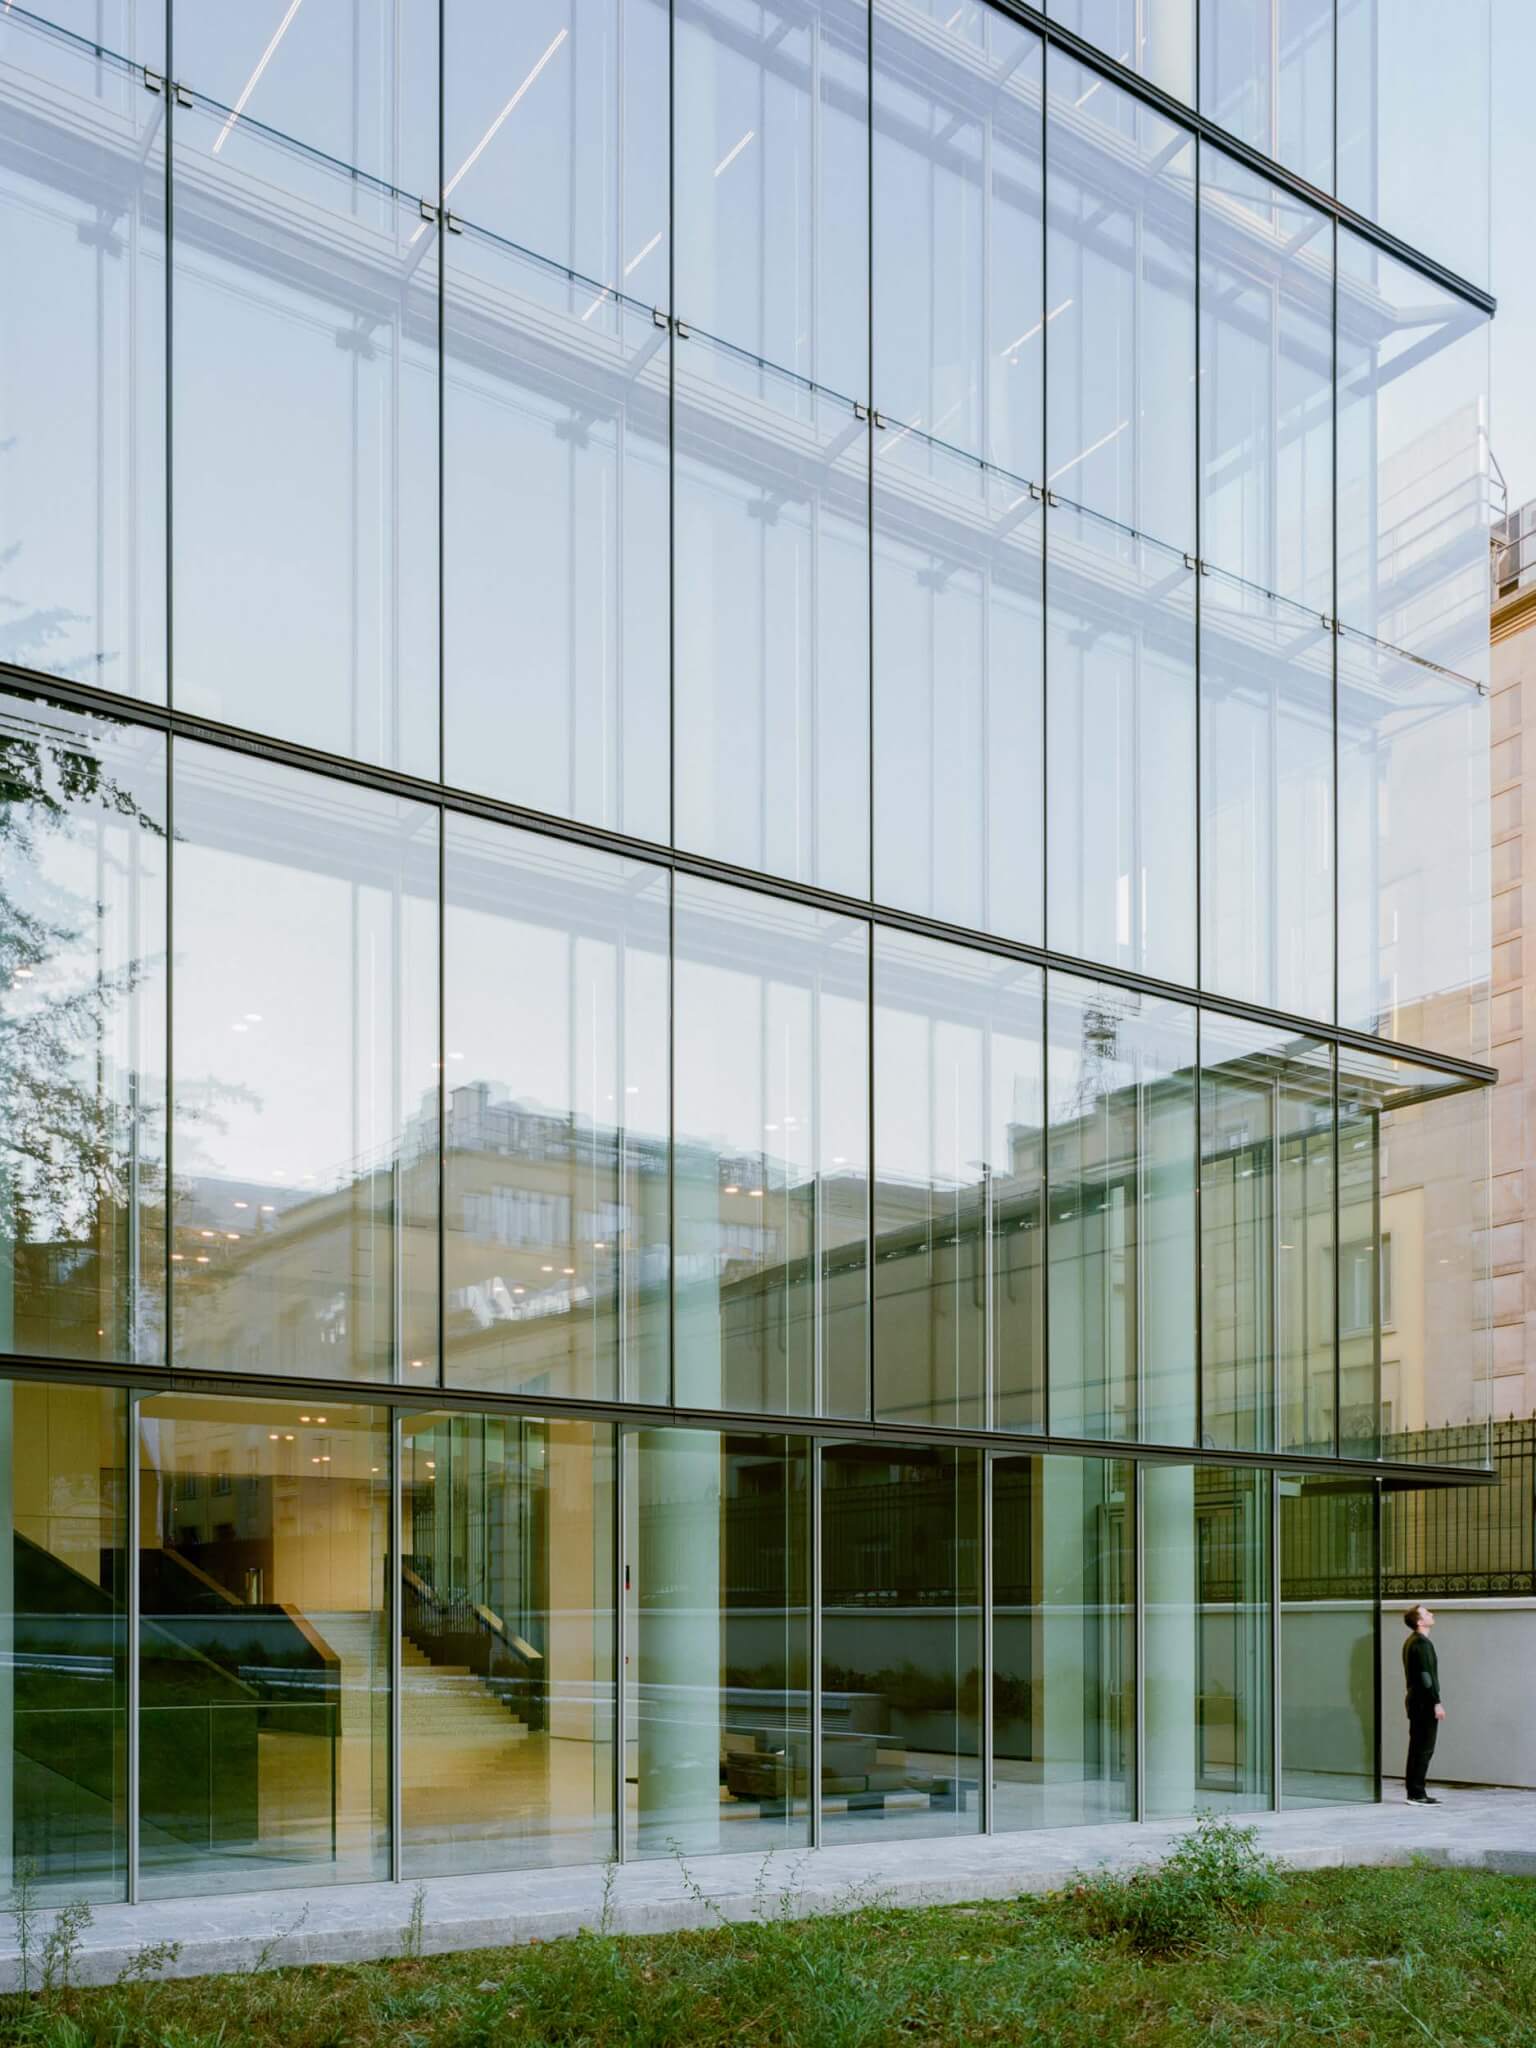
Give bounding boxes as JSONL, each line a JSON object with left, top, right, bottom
{"left": 0, "top": 0, "right": 1493, "bottom": 1900}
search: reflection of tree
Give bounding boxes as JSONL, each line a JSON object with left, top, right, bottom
{"left": 0, "top": 716, "right": 162, "bottom": 1309}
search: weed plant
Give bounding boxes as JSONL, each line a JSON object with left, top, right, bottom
{"left": 2, "top": 1828, "right": 1534, "bottom": 2047}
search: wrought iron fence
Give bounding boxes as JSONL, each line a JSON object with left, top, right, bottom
{"left": 1379, "top": 1419, "right": 1536, "bottom": 1600}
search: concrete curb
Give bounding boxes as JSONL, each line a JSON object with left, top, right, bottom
{"left": 3, "top": 1830, "right": 1534, "bottom": 1991}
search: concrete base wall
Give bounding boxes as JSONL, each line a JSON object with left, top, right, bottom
{"left": 1379, "top": 1600, "right": 1536, "bottom": 1788}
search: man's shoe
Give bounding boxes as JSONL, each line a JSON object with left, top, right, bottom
{"left": 1407, "top": 1795, "right": 1441, "bottom": 1805}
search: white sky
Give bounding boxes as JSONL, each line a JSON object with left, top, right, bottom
{"left": 1493, "top": 0, "right": 1536, "bottom": 507}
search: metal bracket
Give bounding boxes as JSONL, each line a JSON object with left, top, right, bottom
{"left": 674, "top": 317, "right": 691, "bottom": 340}
{"left": 419, "top": 197, "right": 436, "bottom": 223}
{"left": 174, "top": 83, "right": 193, "bottom": 108}
{"left": 652, "top": 307, "right": 668, "bottom": 331}
{"left": 854, "top": 401, "right": 870, "bottom": 422}
{"left": 1028, "top": 481, "right": 1043, "bottom": 502}
{"left": 444, "top": 211, "right": 463, "bottom": 235}
{"left": 143, "top": 68, "right": 164, "bottom": 94}
{"left": 871, "top": 409, "right": 887, "bottom": 429}
{"left": 1184, "top": 552, "right": 1199, "bottom": 572}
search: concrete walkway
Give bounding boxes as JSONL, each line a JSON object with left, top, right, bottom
{"left": 7, "top": 1791, "right": 1535, "bottom": 1991}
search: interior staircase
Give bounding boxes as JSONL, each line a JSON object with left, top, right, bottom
{"left": 305, "top": 1610, "right": 534, "bottom": 1810}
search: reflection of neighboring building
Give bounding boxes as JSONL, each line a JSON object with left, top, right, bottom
{"left": 1484, "top": 498, "right": 1536, "bottom": 1422}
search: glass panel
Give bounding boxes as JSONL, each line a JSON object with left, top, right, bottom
{"left": 171, "top": 97, "right": 438, "bottom": 776}
{"left": 1046, "top": 506, "right": 1196, "bottom": 983}
{"left": 170, "top": 744, "right": 438, "bottom": 1384}
{"left": 873, "top": 432, "right": 1043, "bottom": 939}
{"left": 874, "top": 930, "right": 1044, "bottom": 1433}
{"left": 1199, "top": 0, "right": 1334, "bottom": 191}
{"left": 443, "top": 818, "right": 668, "bottom": 1406}
{"left": 3, "top": 2, "right": 162, "bottom": 71}
{"left": 1337, "top": 631, "right": 1490, "bottom": 1060}
{"left": 443, "top": 231, "right": 668, "bottom": 844}
{"left": 1335, "top": 1049, "right": 1491, "bottom": 1463}
{"left": 173, "top": 0, "right": 436, "bottom": 196}
{"left": 1047, "top": 0, "right": 1195, "bottom": 105}
{"left": 401, "top": 1413, "right": 614, "bottom": 1876}
{"left": 1336, "top": 232, "right": 1491, "bottom": 685}
{"left": 1200, "top": 150, "right": 1332, "bottom": 614}
{"left": 627, "top": 1428, "right": 810, "bottom": 1858}
{"left": 992, "top": 1453, "right": 1133, "bottom": 1831}
{"left": 138, "top": 1394, "right": 390, "bottom": 1896}
{"left": 674, "top": 879, "right": 868, "bottom": 1419}
{"left": 1047, "top": 973, "right": 1197, "bottom": 1444}
{"left": 1, "top": 1379, "right": 127, "bottom": 1903}
{"left": 442, "top": 0, "right": 668, "bottom": 305}
{"left": 1199, "top": 568, "right": 1334, "bottom": 1022}
{"left": 674, "top": 338, "right": 868, "bottom": 894}
{"left": 1143, "top": 1463, "right": 1271, "bottom": 1816}
{"left": 1280, "top": 1473, "right": 1377, "bottom": 1807}
{"left": 1, "top": 693, "right": 165, "bottom": 1365}
{"left": 1200, "top": 1015, "right": 1335, "bottom": 1458}
{"left": 0, "top": 12, "right": 164, "bottom": 700}
{"left": 1337, "top": 0, "right": 1491, "bottom": 290}
{"left": 873, "top": 1, "right": 1043, "bottom": 479}
{"left": 675, "top": 0, "right": 867, "bottom": 401}
{"left": 821, "top": 1441, "right": 980, "bottom": 1843}
{"left": 1046, "top": 49, "right": 1196, "bottom": 554}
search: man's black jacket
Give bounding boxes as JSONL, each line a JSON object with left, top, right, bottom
{"left": 1403, "top": 1632, "right": 1441, "bottom": 1713}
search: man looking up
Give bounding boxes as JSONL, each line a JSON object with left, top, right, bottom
{"left": 1403, "top": 1604, "right": 1446, "bottom": 1805}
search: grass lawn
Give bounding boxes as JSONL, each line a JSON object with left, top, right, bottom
{"left": 6, "top": 1830, "right": 1536, "bottom": 2046}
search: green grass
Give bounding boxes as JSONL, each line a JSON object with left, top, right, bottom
{"left": 6, "top": 1839, "right": 1536, "bottom": 2047}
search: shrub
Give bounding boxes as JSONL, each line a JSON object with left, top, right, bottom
{"left": 1066, "top": 1814, "right": 1282, "bottom": 1955}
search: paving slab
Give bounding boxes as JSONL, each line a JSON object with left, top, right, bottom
{"left": 4, "top": 1790, "right": 1534, "bottom": 1992}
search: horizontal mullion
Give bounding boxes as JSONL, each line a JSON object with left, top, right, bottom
{"left": 993, "top": 0, "right": 1495, "bottom": 318}
{"left": 0, "top": 656, "right": 1497, "bottom": 1089}
{"left": 0, "top": 1351, "right": 1494, "bottom": 1488}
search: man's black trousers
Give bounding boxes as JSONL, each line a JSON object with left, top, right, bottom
{"left": 1405, "top": 1707, "right": 1438, "bottom": 1800}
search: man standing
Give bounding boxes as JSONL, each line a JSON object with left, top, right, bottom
{"left": 1403, "top": 1604, "right": 1446, "bottom": 1805}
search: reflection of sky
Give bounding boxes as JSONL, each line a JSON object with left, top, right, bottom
{"left": 1492, "top": 0, "right": 1536, "bottom": 503}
